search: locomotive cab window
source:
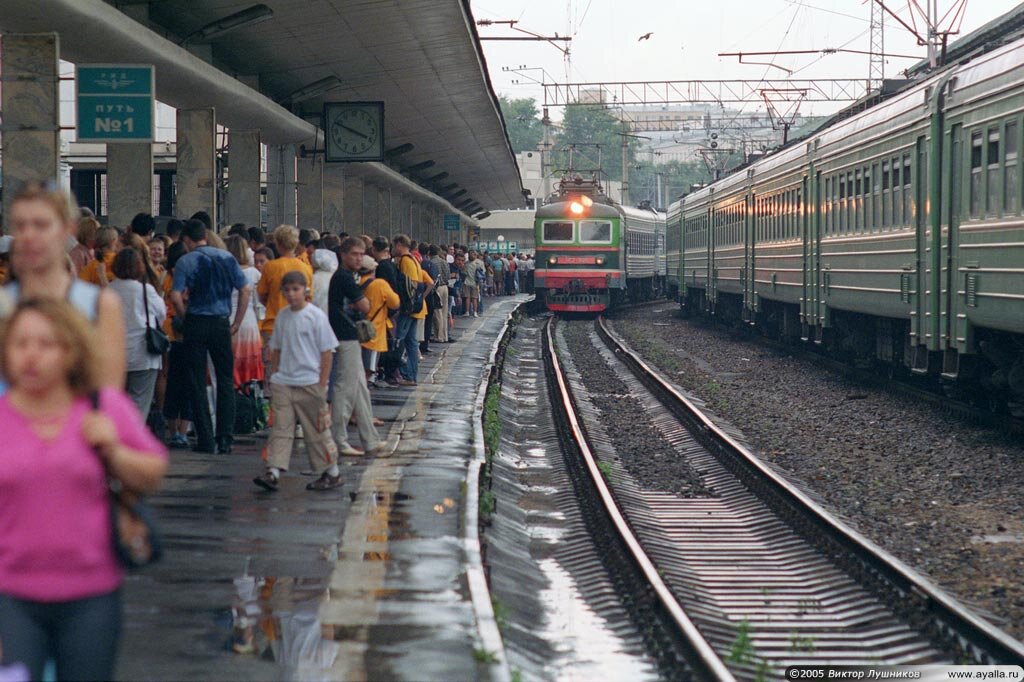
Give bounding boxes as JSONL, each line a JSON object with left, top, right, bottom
{"left": 542, "top": 220, "right": 574, "bottom": 242}
{"left": 579, "top": 220, "right": 612, "bottom": 244}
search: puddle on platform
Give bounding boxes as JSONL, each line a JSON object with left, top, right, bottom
{"left": 228, "top": 570, "right": 341, "bottom": 679}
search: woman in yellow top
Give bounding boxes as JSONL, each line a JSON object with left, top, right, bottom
{"left": 255, "top": 225, "right": 313, "bottom": 341}
{"left": 357, "top": 255, "right": 399, "bottom": 385}
{"left": 414, "top": 267, "right": 434, "bottom": 354}
{"left": 77, "top": 227, "right": 118, "bottom": 286}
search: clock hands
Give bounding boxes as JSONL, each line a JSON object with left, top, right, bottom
{"left": 335, "top": 121, "right": 371, "bottom": 140}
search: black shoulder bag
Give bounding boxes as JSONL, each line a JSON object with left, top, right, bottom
{"left": 89, "top": 391, "right": 163, "bottom": 569}
{"left": 143, "top": 282, "right": 170, "bottom": 355}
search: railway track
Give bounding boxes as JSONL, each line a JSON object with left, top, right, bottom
{"left": 543, "top": 315, "right": 1024, "bottom": 679}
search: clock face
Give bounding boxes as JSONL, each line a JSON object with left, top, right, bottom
{"left": 325, "top": 102, "right": 384, "bottom": 162}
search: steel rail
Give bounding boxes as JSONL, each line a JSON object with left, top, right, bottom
{"left": 595, "top": 315, "right": 1024, "bottom": 665}
{"left": 543, "top": 318, "right": 737, "bottom": 682}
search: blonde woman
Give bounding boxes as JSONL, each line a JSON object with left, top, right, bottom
{"left": 5, "top": 181, "right": 126, "bottom": 386}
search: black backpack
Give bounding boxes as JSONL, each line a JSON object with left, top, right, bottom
{"left": 233, "top": 390, "right": 258, "bottom": 435}
{"left": 395, "top": 255, "right": 425, "bottom": 315}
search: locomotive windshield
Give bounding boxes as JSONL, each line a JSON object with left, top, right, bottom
{"left": 542, "top": 220, "right": 574, "bottom": 242}
{"left": 579, "top": 220, "right": 612, "bottom": 243}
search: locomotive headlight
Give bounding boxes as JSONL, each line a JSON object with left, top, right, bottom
{"left": 595, "top": 256, "right": 605, "bottom": 266}
{"left": 569, "top": 201, "right": 584, "bottom": 215}
{"left": 549, "top": 256, "right": 558, "bottom": 265}
{"left": 581, "top": 196, "right": 594, "bottom": 207}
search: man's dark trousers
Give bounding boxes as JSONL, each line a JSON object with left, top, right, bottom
{"left": 183, "top": 314, "right": 235, "bottom": 451}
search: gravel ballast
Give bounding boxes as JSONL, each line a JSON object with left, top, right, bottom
{"left": 560, "top": 319, "right": 713, "bottom": 498}
{"left": 608, "top": 305, "right": 1024, "bottom": 641}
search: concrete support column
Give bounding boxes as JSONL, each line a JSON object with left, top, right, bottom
{"left": 378, "top": 186, "right": 392, "bottom": 234}
{"left": 362, "top": 182, "right": 379, "bottom": 233}
{"left": 322, "top": 163, "right": 344, "bottom": 233}
{"left": 107, "top": 143, "right": 153, "bottom": 227}
{"left": 296, "top": 155, "right": 323, "bottom": 231}
{"left": 1, "top": 34, "right": 60, "bottom": 219}
{"left": 176, "top": 108, "right": 217, "bottom": 225}
{"left": 225, "top": 130, "right": 261, "bottom": 227}
{"left": 266, "top": 144, "right": 296, "bottom": 228}
{"left": 342, "top": 174, "right": 364, "bottom": 235}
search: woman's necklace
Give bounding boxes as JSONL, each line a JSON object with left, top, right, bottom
{"left": 9, "top": 394, "right": 73, "bottom": 441}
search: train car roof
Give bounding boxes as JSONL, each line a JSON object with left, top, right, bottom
{"left": 946, "top": 36, "right": 1024, "bottom": 102}
{"left": 619, "top": 204, "right": 665, "bottom": 221}
{"left": 678, "top": 31, "right": 1024, "bottom": 208}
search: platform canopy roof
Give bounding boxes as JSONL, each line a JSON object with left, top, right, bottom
{"left": 0, "top": 0, "right": 524, "bottom": 211}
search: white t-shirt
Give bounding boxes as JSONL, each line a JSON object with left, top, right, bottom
{"left": 268, "top": 304, "right": 338, "bottom": 387}
{"left": 108, "top": 278, "right": 167, "bottom": 372}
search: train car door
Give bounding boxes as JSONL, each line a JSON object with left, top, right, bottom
{"left": 803, "top": 169, "right": 820, "bottom": 339}
{"left": 943, "top": 124, "right": 965, "bottom": 364}
{"left": 708, "top": 204, "right": 718, "bottom": 309}
{"left": 912, "top": 135, "right": 929, "bottom": 359}
{"left": 744, "top": 191, "right": 755, "bottom": 321}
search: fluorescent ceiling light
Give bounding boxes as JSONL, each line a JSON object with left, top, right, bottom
{"left": 285, "top": 76, "right": 343, "bottom": 104}
{"left": 181, "top": 4, "right": 274, "bottom": 45}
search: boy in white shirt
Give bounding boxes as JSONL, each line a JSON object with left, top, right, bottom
{"left": 254, "top": 271, "right": 342, "bottom": 491}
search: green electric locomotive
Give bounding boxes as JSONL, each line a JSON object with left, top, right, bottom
{"left": 534, "top": 175, "right": 665, "bottom": 313}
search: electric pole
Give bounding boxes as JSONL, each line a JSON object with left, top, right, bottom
{"left": 869, "top": 1, "right": 885, "bottom": 92}
{"left": 541, "top": 106, "right": 553, "bottom": 202}
{"left": 621, "top": 117, "right": 629, "bottom": 205}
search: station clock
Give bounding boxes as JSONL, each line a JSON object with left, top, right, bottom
{"left": 324, "top": 101, "right": 384, "bottom": 162}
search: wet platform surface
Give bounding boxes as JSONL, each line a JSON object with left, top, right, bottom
{"left": 116, "top": 297, "right": 527, "bottom": 682}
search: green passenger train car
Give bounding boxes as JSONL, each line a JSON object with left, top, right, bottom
{"left": 668, "top": 35, "right": 1024, "bottom": 409}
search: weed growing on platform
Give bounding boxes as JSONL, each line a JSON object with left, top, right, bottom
{"left": 491, "top": 597, "right": 510, "bottom": 633}
{"left": 473, "top": 648, "right": 499, "bottom": 664}
{"left": 479, "top": 489, "right": 496, "bottom": 522}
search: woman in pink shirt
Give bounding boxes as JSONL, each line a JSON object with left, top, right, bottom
{"left": 0, "top": 299, "right": 168, "bottom": 680}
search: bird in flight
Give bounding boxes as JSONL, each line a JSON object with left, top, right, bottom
{"left": 638, "top": 32, "right": 653, "bottom": 41}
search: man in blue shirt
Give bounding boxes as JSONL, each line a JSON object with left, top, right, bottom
{"left": 170, "top": 219, "right": 252, "bottom": 454}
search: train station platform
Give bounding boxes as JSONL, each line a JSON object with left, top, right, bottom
{"left": 115, "top": 297, "right": 528, "bottom": 682}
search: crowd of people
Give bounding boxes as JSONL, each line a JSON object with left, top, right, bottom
{"left": 0, "top": 179, "right": 534, "bottom": 678}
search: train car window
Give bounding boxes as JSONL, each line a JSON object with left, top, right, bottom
{"left": 843, "top": 176, "right": 851, "bottom": 234}
{"left": 854, "top": 171, "right": 863, "bottom": 232}
{"left": 987, "top": 129, "right": 1001, "bottom": 217}
{"left": 970, "top": 131, "right": 983, "bottom": 219}
{"left": 882, "top": 161, "right": 891, "bottom": 228}
{"left": 903, "top": 155, "right": 912, "bottom": 225}
{"left": 824, "top": 178, "right": 832, "bottom": 235}
{"left": 846, "top": 172, "right": 854, "bottom": 233}
{"left": 872, "top": 163, "right": 880, "bottom": 230}
{"left": 893, "top": 159, "right": 903, "bottom": 226}
{"left": 579, "top": 220, "right": 612, "bottom": 243}
{"left": 1005, "top": 121, "right": 1018, "bottom": 214}
{"left": 793, "top": 188, "right": 799, "bottom": 238}
{"left": 542, "top": 220, "right": 574, "bottom": 242}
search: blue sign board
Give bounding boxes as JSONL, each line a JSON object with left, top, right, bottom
{"left": 76, "top": 65, "right": 154, "bottom": 142}
{"left": 443, "top": 214, "right": 461, "bottom": 232}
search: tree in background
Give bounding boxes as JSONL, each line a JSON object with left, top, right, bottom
{"left": 629, "top": 159, "right": 711, "bottom": 207}
{"left": 552, "top": 105, "right": 638, "bottom": 183}
{"left": 498, "top": 96, "right": 543, "bottom": 154}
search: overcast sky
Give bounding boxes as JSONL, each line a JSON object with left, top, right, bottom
{"left": 472, "top": 0, "right": 1021, "bottom": 119}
